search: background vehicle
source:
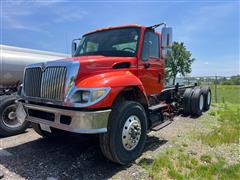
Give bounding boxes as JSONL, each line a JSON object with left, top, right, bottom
{"left": 16, "top": 23, "right": 211, "bottom": 164}
{"left": 0, "top": 45, "right": 68, "bottom": 136}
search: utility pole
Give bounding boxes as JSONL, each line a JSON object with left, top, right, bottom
{"left": 214, "top": 76, "right": 218, "bottom": 103}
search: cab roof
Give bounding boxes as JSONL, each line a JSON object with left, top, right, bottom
{"left": 84, "top": 24, "right": 145, "bottom": 36}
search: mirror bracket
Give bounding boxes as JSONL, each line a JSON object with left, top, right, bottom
{"left": 147, "top": 22, "right": 166, "bottom": 30}
{"left": 72, "top": 38, "right": 81, "bottom": 57}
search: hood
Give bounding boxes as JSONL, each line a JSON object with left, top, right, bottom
{"left": 64, "top": 56, "right": 137, "bottom": 83}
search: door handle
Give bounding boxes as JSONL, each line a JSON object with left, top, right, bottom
{"left": 144, "top": 63, "right": 150, "bottom": 69}
{"left": 158, "top": 73, "right": 161, "bottom": 83}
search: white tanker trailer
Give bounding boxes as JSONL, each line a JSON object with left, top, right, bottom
{"left": 0, "top": 45, "right": 69, "bottom": 136}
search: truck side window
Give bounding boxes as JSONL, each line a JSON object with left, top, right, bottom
{"left": 86, "top": 42, "right": 99, "bottom": 53}
{"left": 141, "top": 31, "right": 160, "bottom": 61}
{"left": 141, "top": 32, "right": 149, "bottom": 61}
{"left": 149, "top": 32, "right": 160, "bottom": 58}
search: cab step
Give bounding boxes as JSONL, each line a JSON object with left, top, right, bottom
{"left": 151, "top": 120, "right": 172, "bottom": 131}
{"left": 149, "top": 103, "right": 168, "bottom": 111}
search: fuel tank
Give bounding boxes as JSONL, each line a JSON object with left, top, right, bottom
{"left": 0, "top": 45, "right": 69, "bottom": 88}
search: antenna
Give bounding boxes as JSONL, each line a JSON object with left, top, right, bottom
{"left": 65, "top": 32, "right": 68, "bottom": 54}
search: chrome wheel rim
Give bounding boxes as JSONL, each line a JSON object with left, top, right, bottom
{"left": 207, "top": 91, "right": 211, "bottom": 105}
{"left": 2, "top": 104, "right": 23, "bottom": 128}
{"left": 199, "top": 95, "right": 204, "bottom": 111}
{"left": 122, "top": 115, "right": 141, "bottom": 151}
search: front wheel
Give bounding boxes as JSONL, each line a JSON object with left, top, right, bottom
{"left": 99, "top": 101, "right": 147, "bottom": 165}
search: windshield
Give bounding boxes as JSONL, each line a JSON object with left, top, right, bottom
{"left": 74, "top": 27, "right": 140, "bottom": 57}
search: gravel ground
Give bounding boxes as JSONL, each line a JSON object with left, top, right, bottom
{"left": 0, "top": 113, "right": 238, "bottom": 179}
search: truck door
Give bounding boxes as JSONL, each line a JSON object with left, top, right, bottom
{"left": 138, "top": 30, "right": 164, "bottom": 95}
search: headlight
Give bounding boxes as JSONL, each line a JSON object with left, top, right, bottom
{"left": 70, "top": 88, "right": 110, "bottom": 106}
{"left": 92, "top": 89, "right": 108, "bottom": 101}
{"left": 82, "top": 91, "right": 91, "bottom": 102}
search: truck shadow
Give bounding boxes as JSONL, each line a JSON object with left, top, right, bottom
{"left": 0, "top": 130, "right": 29, "bottom": 139}
{"left": 0, "top": 134, "right": 167, "bottom": 179}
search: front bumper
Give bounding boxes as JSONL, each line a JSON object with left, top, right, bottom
{"left": 17, "top": 101, "right": 111, "bottom": 134}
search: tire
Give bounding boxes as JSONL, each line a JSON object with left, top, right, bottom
{"left": 0, "top": 95, "right": 30, "bottom": 136}
{"left": 183, "top": 88, "right": 194, "bottom": 115}
{"left": 31, "top": 122, "right": 67, "bottom": 138}
{"left": 190, "top": 87, "right": 204, "bottom": 116}
{"left": 201, "top": 86, "right": 211, "bottom": 111}
{"left": 0, "top": 95, "right": 8, "bottom": 101}
{"left": 99, "top": 101, "right": 147, "bottom": 165}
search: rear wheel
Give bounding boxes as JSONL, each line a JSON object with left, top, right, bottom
{"left": 183, "top": 88, "right": 194, "bottom": 115}
{"left": 99, "top": 101, "right": 147, "bottom": 165}
{"left": 31, "top": 122, "right": 66, "bottom": 138}
{"left": 202, "top": 86, "right": 211, "bottom": 111}
{"left": 0, "top": 95, "right": 30, "bottom": 136}
{"left": 191, "top": 88, "right": 204, "bottom": 116}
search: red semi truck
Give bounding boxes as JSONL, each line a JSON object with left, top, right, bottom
{"left": 16, "top": 23, "right": 211, "bottom": 165}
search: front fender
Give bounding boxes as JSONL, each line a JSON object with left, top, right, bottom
{"left": 76, "top": 71, "right": 143, "bottom": 88}
{"left": 75, "top": 71, "right": 146, "bottom": 108}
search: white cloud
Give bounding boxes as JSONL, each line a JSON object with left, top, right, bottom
{"left": 191, "top": 55, "right": 239, "bottom": 76}
{"left": 2, "top": 11, "right": 49, "bottom": 33}
{"left": 1, "top": 0, "right": 86, "bottom": 32}
{"left": 172, "top": 3, "right": 239, "bottom": 76}
{"left": 174, "top": 3, "right": 237, "bottom": 42}
{"left": 2, "top": 1, "right": 46, "bottom": 32}
{"left": 52, "top": 8, "right": 88, "bottom": 23}
{"left": 3, "top": 0, "right": 65, "bottom": 6}
{"left": 33, "top": 0, "right": 66, "bottom": 6}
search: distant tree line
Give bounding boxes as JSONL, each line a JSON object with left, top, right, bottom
{"left": 196, "top": 75, "right": 240, "bottom": 85}
{"left": 219, "top": 75, "right": 240, "bottom": 85}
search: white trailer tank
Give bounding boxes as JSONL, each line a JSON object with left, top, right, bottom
{"left": 0, "top": 45, "right": 69, "bottom": 88}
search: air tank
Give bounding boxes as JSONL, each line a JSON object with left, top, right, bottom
{"left": 0, "top": 45, "right": 69, "bottom": 88}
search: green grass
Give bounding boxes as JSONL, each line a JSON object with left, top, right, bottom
{"left": 140, "top": 150, "right": 240, "bottom": 180}
{"left": 200, "top": 154, "right": 212, "bottom": 163}
{"left": 198, "top": 103, "right": 240, "bottom": 147}
{"left": 210, "top": 85, "right": 240, "bottom": 104}
{"left": 140, "top": 103, "right": 240, "bottom": 179}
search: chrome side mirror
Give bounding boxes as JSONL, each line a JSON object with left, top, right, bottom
{"left": 161, "top": 27, "right": 173, "bottom": 48}
{"left": 161, "top": 27, "right": 173, "bottom": 59}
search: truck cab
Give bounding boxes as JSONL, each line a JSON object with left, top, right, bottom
{"left": 16, "top": 24, "right": 211, "bottom": 165}
{"left": 71, "top": 24, "right": 168, "bottom": 96}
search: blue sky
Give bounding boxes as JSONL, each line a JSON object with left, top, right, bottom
{"left": 1, "top": 0, "right": 239, "bottom": 76}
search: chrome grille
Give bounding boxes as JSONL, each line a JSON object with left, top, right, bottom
{"left": 24, "top": 66, "right": 66, "bottom": 101}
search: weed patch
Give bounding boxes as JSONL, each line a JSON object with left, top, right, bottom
{"left": 200, "top": 154, "right": 212, "bottom": 163}
{"left": 140, "top": 149, "right": 240, "bottom": 180}
{"left": 198, "top": 103, "right": 240, "bottom": 147}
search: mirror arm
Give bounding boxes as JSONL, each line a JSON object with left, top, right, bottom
{"left": 72, "top": 38, "right": 81, "bottom": 42}
{"left": 147, "top": 22, "right": 166, "bottom": 30}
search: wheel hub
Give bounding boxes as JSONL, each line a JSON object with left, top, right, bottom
{"left": 8, "top": 111, "right": 16, "bottom": 120}
{"left": 2, "top": 104, "right": 23, "bottom": 128}
{"left": 122, "top": 115, "right": 141, "bottom": 151}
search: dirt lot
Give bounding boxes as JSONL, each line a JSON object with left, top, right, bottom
{"left": 0, "top": 112, "right": 238, "bottom": 180}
